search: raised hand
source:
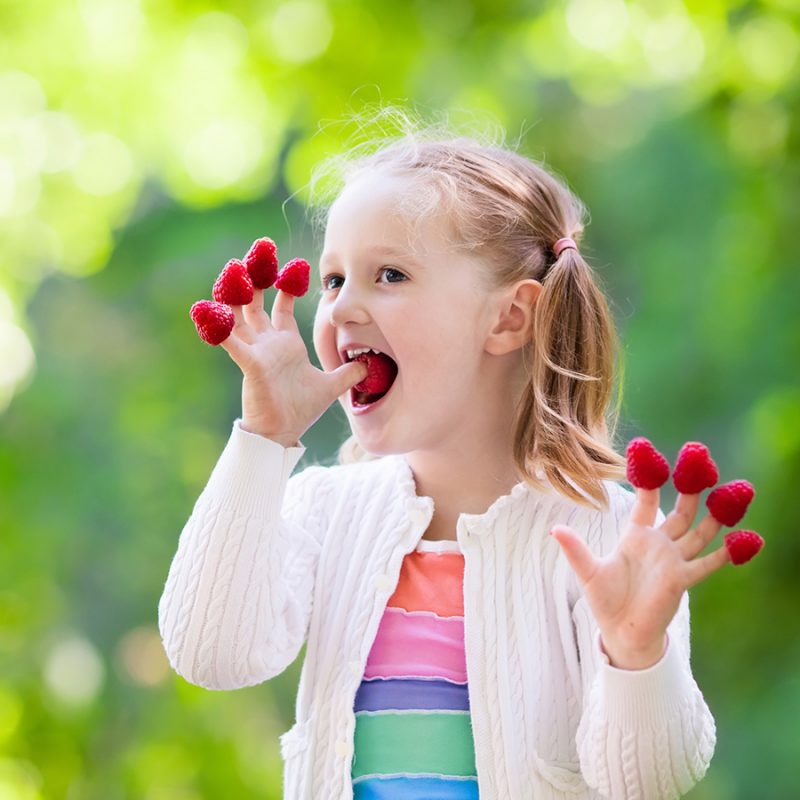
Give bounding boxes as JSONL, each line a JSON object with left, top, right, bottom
{"left": 221, "top": 284, "right": 366, "bottom": 445}
{"left": 551, "top": 487, "right": 729, "bottom": 669}
{"left": 549, "top": 438, "right": 761, "bottom": 670}
{"left": 191, "top": 241, "right": 368, "bottom": 447}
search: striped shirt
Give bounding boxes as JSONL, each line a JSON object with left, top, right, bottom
{"left": 352, "top": 537, "right": 478, "bottom": 799}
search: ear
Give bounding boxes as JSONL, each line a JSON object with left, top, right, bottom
{"left": 484, "top": 279, "right": 542, "bottom": 356}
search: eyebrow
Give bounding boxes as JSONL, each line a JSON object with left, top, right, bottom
{"left": 319, "top": 245, "right": 422, "bottom": 267}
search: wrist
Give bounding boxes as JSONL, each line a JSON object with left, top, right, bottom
{"left": 600, "top": 632, "right": 668, "bottom": 671}
{"left": 240, "top": 419, "right": 301, "bottom": 447}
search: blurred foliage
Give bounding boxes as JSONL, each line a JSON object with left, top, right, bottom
{"left": 1, "top": 0, "right": 799, "bottom": 797}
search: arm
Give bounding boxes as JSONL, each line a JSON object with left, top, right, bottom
{"left": 157, "top": 418, "right": 328, "bottom": 690}
{"left": 571, "top": 506, "right": 717, "bottom": 799}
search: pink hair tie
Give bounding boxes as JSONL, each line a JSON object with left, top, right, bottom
{"left": 553, "top": 237, "right": 578, "bottom": 257}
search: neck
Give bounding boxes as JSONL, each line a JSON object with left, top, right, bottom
{"left": 404, "top": 362, "right": 527, "bottom": 536}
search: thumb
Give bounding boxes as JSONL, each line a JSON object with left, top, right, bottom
{"left": 330, "top": 359, "right": 369, "bottom": 398}
{"left": 550, "top": 524, "right": 598, "bottom": 586}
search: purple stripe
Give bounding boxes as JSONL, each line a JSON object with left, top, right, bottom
{"left": 355, "top": 677, "right": 470, "bottom": 712}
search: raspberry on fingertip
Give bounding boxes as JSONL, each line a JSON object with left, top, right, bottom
{"left": 724, "top": 529, "right": 764, "bottom": 565}
{"left": 213, "top": 259, "right": 254, "bottom": 306}
{"left": 244, "top": 237, "right": 279, "bottom": 289}
{"left": 706, "top": 480, "right": 755, "bottom": 526}
{"left": 190, "top": 300, "right": 234, "bottom": 345}
{"left": 625, "top": 436, "right": 670, "bottom": 490}
{"left": 672, "top": 441, "right": 719, "bottom": 494}
{"left": 274, "top": 258, "right": 310, "bottom": 297}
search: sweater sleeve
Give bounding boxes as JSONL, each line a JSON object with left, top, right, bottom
{"left": 572, "top": 505, "right": 717, "bottom": 800}
{"left": 157, "top": 418, "right": 328, "bottom": 691}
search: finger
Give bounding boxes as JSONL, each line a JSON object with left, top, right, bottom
{"left": 327, "top": 360, "right": 369, "bottom": 399}
{"left": 550, "top": 525, "right": 598, "bottom": 586}
{"left": 218, "top": 331, "right": 251, "bottom": 368}
{"left": 271, "top": 288, "right": 299, "bottom": 332}
{"left": 629, "top": 487, "right": 660, "bottom": 528}
{"left": 684, "top": 543, "right": 730, "bottom": 589}
{"left": 677, "top": 511, "right": 723, "bottom": 561}
{"left": 242, "top": 288, "right": 270, "bottom": 333}
{"left": 661, "top": 492, "right": 702, "bottom": 541}
{"left": 230, "top": 305, "right": 255, "bottom": 344}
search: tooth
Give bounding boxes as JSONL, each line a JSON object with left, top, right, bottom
{"left": 345, "top": 346, "right": 387, "bottom": 361}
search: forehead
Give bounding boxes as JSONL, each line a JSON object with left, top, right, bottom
{"left": 321, "top": 172, "right": 454, "bottom": 264}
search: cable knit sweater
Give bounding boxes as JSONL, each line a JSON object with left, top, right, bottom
{"left": 158, "top": 419, "right": 716, "bottom": 800}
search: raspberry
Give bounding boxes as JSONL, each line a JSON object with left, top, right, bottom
{"left": 212, "top": 258, "right": 254, "bottom": 306}
{"left": 274, "top": 257, "right": 310, "bottom": 297}
{"left": 625, "top": 436, "right": 671, "bottom": 489}
{"left": 706, "top": 479, "right": 755, "bottom": 526}
{"left": 244, "top": 237, "right": 279, "bottom": 289}
{"left": 723, "top": 530, "right": 764, "bottom": 565}
{"left": 672, "top": 442, "right": 719, "bottom": 494}
{"left": 352, "top": 351, "right": 397, "bottom": 395}
{"left": 190, "top": 300, "right": 234, "bottom": 346}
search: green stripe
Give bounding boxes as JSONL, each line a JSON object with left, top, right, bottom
{"left": 352, "top": 711, "right": 477, "bottom": 779}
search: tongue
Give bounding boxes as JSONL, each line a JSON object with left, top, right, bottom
{"left": 352, "top": 351, "right": 397, "bottom": 396}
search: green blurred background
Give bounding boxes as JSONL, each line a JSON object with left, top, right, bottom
{"left": 1, "top": 0, "right": 798, "bottom": 797}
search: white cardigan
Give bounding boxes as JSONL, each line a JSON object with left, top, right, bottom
{"left": 158, "top": 419, "right": 716, "bottom": 799}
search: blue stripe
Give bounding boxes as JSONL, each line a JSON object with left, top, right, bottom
{"left": 353, "top": 774, "right": 479, "bottom": 799}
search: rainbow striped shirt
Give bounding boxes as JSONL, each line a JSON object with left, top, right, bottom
{"left": 351, "top": 536, "right": 478, "bottom": 799}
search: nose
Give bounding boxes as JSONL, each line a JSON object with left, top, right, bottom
{"left": 327, "top": 280, "right": 370, "bottom": 327}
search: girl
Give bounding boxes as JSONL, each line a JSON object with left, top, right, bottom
{"left": 159, "top": 111, "right": 722, "bottom": 799}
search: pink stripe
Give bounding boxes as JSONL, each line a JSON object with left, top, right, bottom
{"left": 364, "top": 607, "right": 467, "bottom": 682}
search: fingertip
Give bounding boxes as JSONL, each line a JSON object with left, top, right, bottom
{"left": 219, "top": 332, "right": 243, "bottom": 358}
{"left": 273, "top": 286, "right": 295, "bottom": 311}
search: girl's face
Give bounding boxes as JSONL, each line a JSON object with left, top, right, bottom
{"left": 312, "top": 171, "right": 509, "bottom": 456}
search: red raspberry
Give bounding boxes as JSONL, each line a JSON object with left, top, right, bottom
{"left": 723, "top": 529, "right": 764, "bottom": 565}
{"left": 244, "top": 237, "right": 279, "bottom": 289}
{"left": 212, "top": 258, "right": 254, "bottom": 306}
{"left": 274, "top": 258, "right": 310, "bottom": 297}
{"left": 625, "top": 436, "right": 671, "bottom": 489}
{"left": 672, "top": 442, "right": 719, "bottom": 494}
{"left": 190, "top": 300, "right": 234, "bottom": 346}
{"left": 706, "top": 479, "right": 755, "bottom": 526}
{"left": 352, "top": 351, "right": 397, "bottom": 395}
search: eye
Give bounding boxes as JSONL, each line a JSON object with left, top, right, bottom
{"left": 320, "top": 267, "right": 408, "bottom": 291}
{"left": 379, "top": 267, "right": 407, "bottom": 284}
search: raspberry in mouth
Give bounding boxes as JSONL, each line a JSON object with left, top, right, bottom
{"left": 348, "top": 350, "right": 398, "bottom": 406}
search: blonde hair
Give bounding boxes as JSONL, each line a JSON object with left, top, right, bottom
{"left": 305, "top": 105, "right": 628, "bottom": 512}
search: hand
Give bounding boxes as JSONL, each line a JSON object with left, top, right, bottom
{"left": 550, "top": 487, "right": 730, "bottom": 669}
{"left": 219, "top": 287, "right": 367, "bottom": 443}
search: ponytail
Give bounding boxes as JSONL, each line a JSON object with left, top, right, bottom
{"left": 512, "top": 242, "right": 627, "bottom": 511}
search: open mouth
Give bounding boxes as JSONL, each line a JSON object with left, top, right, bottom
{"left": 352, "top": 388, "right": 388, "bottom": 407}
{"left": 346, "top": 350, "right": 398, "bottom": 408}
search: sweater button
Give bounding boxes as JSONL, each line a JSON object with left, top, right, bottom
{"left": 335, "top": 738, "right": 351, "bottom": 758}
{"left": 374, "top": 573, "right": 392, "bottom": 592}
